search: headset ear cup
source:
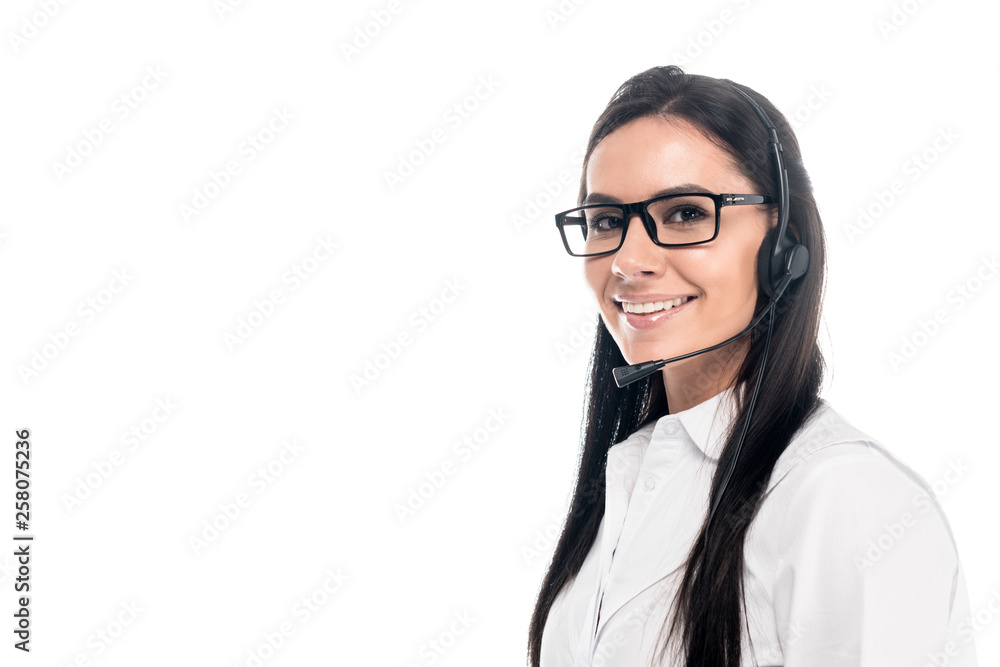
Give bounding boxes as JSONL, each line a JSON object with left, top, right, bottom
{"left": 756, "top": 226, "right": 780, "bottom": 297}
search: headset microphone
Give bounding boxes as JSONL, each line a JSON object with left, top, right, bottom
{"left": 608, "top": 80, "right": 810, "bottom": 532}
{"left": 610, "top": 253, "right": 804, "bottom": 389}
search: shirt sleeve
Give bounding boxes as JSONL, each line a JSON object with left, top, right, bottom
{"left": 769, "top": 444, "right": 975, "bottom": 667}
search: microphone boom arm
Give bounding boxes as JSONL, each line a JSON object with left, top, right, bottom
{"left": 611, "top": 271, "right": 793, "bottom": 388}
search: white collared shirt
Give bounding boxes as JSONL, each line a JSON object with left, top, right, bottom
{"left": 540, "top": 388, "right": 977, "bottom": 667}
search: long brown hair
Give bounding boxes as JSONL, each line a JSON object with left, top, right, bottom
{"left": 527, "top": 66, "right": 828, "bottom": 667}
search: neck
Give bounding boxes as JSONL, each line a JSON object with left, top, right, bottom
{"left": 660, "top": 343, "right": 746, "bottom": 414}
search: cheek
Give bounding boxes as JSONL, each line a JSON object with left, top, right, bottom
{"left": 583, "top": 259, "right": 609, "bottom": 300}
{"left": 692, "top": 247, "right": 760, "bottom": 306}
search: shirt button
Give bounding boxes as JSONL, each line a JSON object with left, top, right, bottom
{"left": 664, "top": 422, "right": 680, "bottom": 435}
{"left": 643, "top": 477, "right": 656, "bottom": 491}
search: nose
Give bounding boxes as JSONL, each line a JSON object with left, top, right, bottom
{"left": 611, "top": 212, "right": 665, "bottom": 277}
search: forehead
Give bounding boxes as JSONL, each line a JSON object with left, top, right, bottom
{"left": 585, "top": 115, "right": 749, "bottom": 201}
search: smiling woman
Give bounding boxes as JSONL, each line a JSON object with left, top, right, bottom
{"left": 583, "top": 115, "right": 776, "bottom": 411}
{"left": 527, "top": 66, "right": 975, "bottom": 667}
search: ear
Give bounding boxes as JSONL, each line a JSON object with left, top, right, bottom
{"left": 787, "top": 219, "right": 802, "bottom": 244}
{"left": 756, "top": 226, "right": 780, "bottom": 294}
{"left": 767, "top": 207, "right": 802, "bottom": 243}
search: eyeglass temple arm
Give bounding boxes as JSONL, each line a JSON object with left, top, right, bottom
{"left": 721, "top": 194, "right": 776, "bottom": 206}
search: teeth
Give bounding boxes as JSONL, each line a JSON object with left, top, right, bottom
{"left": 620, "top": 297, "right": 689, "bottom": 314}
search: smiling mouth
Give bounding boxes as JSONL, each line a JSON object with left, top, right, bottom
{"left": 616, "top": 296, "right": 695, "bottom": 314}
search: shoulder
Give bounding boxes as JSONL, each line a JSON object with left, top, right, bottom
{"left": 763, "top": 399, "right": 960, "bottom": 565}
{"left": 768, "top": 399, "right": 940, "bottom": 500}
{"left": 766, "top": 399, "right": 885, "bottom": 491}
{"left": 754, "top": 401, "right": 975, "bottom": 664}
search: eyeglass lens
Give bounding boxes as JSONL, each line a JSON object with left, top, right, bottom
{"left": 560, "top": 195, "right": 717, "bottom": 256}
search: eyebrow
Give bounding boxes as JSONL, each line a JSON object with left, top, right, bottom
{"left": 583, "top": 183, "right": 708, "bottom": 205}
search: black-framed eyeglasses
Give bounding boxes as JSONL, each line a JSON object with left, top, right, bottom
{"left": 554, "top": 192, "right": 776, "bottom": 257}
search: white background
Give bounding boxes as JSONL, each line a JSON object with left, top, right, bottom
{"left": 1, "top": 0, "right": 997, "bottom": 665}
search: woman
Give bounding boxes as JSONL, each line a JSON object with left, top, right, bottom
{"left": 527, "top": 66, "right": 974, "bottom": 667}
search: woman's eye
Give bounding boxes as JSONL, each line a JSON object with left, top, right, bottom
{"left": 590, "top": 214, "right": 622, "bottom": 231}
{"left": 663, "top": 206, "right": 706, "bottom": 225}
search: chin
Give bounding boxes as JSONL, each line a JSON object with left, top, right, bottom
{"left": 620, "top": 340, "right": 679, "bottom": 366}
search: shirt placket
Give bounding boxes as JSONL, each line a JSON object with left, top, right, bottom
{"left": 588, "top": 417, "right": 685, "bottom": 660}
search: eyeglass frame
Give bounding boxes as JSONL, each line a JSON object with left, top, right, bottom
{"left": 554, "top": 192, "right": 777, "bottom": 257}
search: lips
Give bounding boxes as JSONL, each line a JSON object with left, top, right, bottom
{"left": 617, "top": 296, "right": 694, "bottom": 314}
{"left": 614, "top": 295, "right": 696, "bottom": 329}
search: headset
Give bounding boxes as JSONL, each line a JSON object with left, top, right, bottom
{"left": 723, "top": 81, "right": 810, "bottom": 300}
{"left": 610, "top": 79, "right": 810, "bottom": 531}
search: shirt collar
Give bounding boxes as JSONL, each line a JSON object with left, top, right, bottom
{"left": 608, "top": 386, "right": 740, "bottom": 463}
{"left": 671, "top": 385, "right": 739, "bottom": 462}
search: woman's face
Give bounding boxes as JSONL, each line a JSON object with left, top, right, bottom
{"left": 584, "top": 115, "right": 774, "bottom": 379}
